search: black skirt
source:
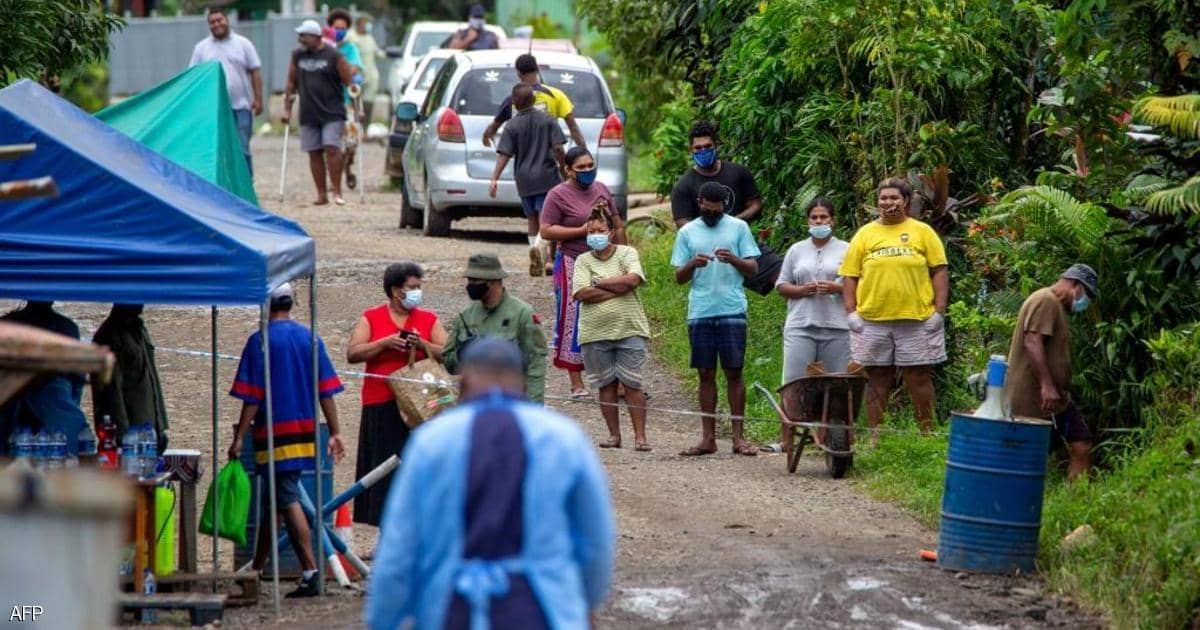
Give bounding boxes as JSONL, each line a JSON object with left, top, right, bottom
{"left": 353, "top": 401, "right": 411, "bottom": 526}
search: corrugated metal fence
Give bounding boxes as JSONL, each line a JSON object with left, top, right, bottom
{"left": 108, "top": 15, "right": 392, "bottom": 98}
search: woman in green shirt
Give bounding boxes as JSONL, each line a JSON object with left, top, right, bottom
{"left": 572, "top": 204, "right": 652, "bottom": 451}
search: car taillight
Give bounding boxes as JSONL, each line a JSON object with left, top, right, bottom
{"left": 599, "top": 112, "right": 624, "bottom": 147}
{"left": 437, "top": 108, "right": 465, "bottom": 143}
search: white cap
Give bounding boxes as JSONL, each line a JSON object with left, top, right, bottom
{"left": 295, "top": 19, "right": 322, "bottom": 36}
{"left": 270, "top": 282, "right": 294, "bottom": 300}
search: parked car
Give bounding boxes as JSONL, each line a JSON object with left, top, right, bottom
{"left": 385, "top": 49, "right": 455, "bottom": 186}
{"left": 385, "top": 22, "right": 507, "bottom": 102}
{"left": 397, "top": 50, "right": 627, "bottom": 236}
{"left": 499, "top": 38, "right": 579, "bottom": 54}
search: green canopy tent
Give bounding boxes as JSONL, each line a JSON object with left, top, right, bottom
{"left": 98, "top": 61, "right": 259, "bottom": 206}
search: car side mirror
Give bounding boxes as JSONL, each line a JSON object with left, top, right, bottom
{"left": 385, "top": 45, "right": 404, "bottom": 59}
{"left": 395, "top": 102, "right": 420, "bottom": 123}
{"left": 615, "top": 108, "right": 627, "bottom": 126}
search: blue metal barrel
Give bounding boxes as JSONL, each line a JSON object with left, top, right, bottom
{"left": 938, "top": 412, "right": 1052, "bottom": 573}
{"left": 234, "top": 423, "right": 334, "bottom": 576}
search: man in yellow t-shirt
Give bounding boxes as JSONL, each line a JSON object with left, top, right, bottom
{"left": 839, "top": 178, "right": 950, "bottom": 438}
{"left": 481, "top": 53, "right": 587, "bottom": 149}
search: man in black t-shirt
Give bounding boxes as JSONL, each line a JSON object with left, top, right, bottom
{"left": 670, "top": 120, "right": 762, "bottom": 228}
{"left": 670, "top": 121, "right": 781, "bottom": 294}
{"left": 283, "top": 19, "right": 355, "bottom": 206}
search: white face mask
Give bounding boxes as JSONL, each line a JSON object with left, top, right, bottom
{"left": 468, "top": 17, "right": 484, "bottom": 29}
{"left": 402, "top": 288, "right": 422, "bottom": 309}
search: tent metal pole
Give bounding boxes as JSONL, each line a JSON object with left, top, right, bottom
{"left": 211, "top": 307, "right": 219, "bottom": 589}
{"left": 261, "top": 304, "right": 281, "bottom": 616}
{"left": 311, "top": 272, "right": 325, "bottom": 596}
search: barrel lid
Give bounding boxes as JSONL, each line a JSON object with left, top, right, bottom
{"left": 0, "top": 467, "right": 133, "bottom": 518}
{"left": 951, "top": 411, "right": 1052, "bottom": 426}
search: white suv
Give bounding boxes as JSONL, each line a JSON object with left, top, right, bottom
{"left": 385, "top": 21, "right": 507, "bottom": 102}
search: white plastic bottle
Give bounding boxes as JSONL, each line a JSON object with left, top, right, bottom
{"left": 974, "top": 354, "right": 1011, "bottom": 420}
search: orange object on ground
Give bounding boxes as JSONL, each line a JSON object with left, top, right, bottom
{"left": 920, "top": 549, "right": 938, "bottom": 562}
{"left": 330, "top": 503, "right": 359, "bottom": 580}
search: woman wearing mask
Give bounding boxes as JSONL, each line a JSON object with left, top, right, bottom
{"left": 764, "top": 198, "right": 851, "bottom": 453}
{"left": 573, "top": 203, "right": 652, "bottom": 451}
{"left": 839, "top": 178, "right": 949, "bottom": 440}
{"left": 346, "top": 261, "right": 447, "bottom": 530}
{"left": 540, "top": 147, "right": 626, "bottom": 398}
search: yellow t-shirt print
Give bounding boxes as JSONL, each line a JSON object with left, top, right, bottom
{"left": 838, "top": 218, "right": 947, "bottom": 321}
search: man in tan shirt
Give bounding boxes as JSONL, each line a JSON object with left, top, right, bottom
{"left": 1005, "top": 264, "right": 1099, "bottom": 481}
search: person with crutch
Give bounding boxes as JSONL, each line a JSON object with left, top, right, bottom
{"left": 227, "top": 283, "right": 347, "bottom": 597}
{"left": 282, "top": 19, "right": 356, "bottom": 206}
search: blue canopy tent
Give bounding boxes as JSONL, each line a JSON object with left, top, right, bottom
{"left": 0, "top": 79, "right": 324, "bottom": 610}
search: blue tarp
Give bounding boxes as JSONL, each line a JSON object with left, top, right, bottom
{"left": 0, "top": 80, "right": 313, "bottom": 306}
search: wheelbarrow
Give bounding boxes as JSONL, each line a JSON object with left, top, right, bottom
{"left": 753, "top": 373, "right": 867, "bottom": 479}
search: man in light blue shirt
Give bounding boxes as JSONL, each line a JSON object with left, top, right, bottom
{"left": 365, "top": 337, "right": 615, "bottom": 630}
{"left": 670, "top": 181, "right": 760, "bottom": 457}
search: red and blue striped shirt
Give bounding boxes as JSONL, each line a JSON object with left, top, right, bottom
{"left": 230, "top": 319, "right": 343, "bottom": 473}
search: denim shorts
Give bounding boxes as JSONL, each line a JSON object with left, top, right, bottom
{"left": 233, "top": 108, "right": 254, "bottom": 174}
{"left": 688, "top": 315, "right": 747, "bottom": 370}
{"left": 520, "top": 193, "right": 548, "bottom": 218}
{"left": 273, "top": 470, "right": 303, "bottom": 511}
{"left": 1052, "top": 402, "right": 1093, "bottom": 444}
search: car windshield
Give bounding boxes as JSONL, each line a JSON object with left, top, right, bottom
{"left": 450, "top": 67, "right": 610, "bottom": 118}
{"left": 415, "top": 58, "right": 448, "bottom": 91}
{"left": 411, "top": 31, "right": 453, "bottom": 57}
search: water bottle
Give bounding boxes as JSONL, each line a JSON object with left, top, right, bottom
{"left": 974, "top": 354, "right": 1010, "bottom": 420}
{"left": 48, "top": 430, "right": 67, "bottom": 471}
{"left": 141, "top": 569, "right": 157, "bottom": 622}
{"left": 77, "top": 424, "right": 98, "bottom": 466}
{"left": 121, "top": 427, "right": 140, "bottom": 477}
{"left": 140, "top": 423, "right": 158, "bottom": 479}
{"left": 97, "top": 415, "right": 119, "bottom": 470}
{"left": 33, "top": 431, "right": 49, "bottom": 470}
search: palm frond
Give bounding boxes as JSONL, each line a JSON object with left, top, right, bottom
{"left": 1132, "top": 94, "right": 1200, "bottom": 140}
{"left": 1124, "top": 174, "right": 1173, "bottom": 202}
{"left": 1145, "top": 176, "right": 1200, "bottom": 216}
{"left": 993, "top": 185, "right": 1111, "bottom": 251}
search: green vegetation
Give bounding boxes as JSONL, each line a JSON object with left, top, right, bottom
{"left": 3, "top": 0, "right": 124, "bottom": 89}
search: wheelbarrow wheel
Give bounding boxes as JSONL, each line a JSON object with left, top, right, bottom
{"left": 825, "top": 419, "right": 852, "bottom": 479}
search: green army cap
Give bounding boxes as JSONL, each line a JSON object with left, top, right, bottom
{"left": 464, "top": 253, "right": 508, "bottom": 280}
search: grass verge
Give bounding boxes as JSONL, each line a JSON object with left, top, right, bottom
{"left": 637, "top": 227, "right": 1200, "bottom": 628}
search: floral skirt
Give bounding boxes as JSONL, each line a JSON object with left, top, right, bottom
{"left": 552, "top": 252, "right": 584, "bottom": 371}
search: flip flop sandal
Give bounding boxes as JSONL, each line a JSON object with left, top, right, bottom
{"left": 758, "top": 443, "right": 784, "bottom": 453}
{"left": 679, "top": 446, "right": 717, "bottom": 457}
{"left": 598, "top": 438, "right": 622, "bottom": 449}
{"left": 634, "top": 442, "right": 653, "bottom": 452}
{"left": 570, "top": 389, "right": 591, "bottom": 399}
{"left": 334, "top": 196, "right": 346, "bottom": 206}
{"left": 732, "top": 443, "right": 759, "bottom": 457}
{"left": 313, "top": 198, "right": 330, "bottom": 206}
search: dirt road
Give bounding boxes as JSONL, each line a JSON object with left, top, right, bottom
{"left": 61, "top": 137, "right": 1094, "bottom": 628}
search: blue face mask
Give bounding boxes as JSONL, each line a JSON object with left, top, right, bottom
{"left": 363, "top": 23, "right": 373, "bottom": 34}
{"left": 1071, "top": 293, "right": 1090, "bottom": 314}
{"left": 334, "top": 28, "right": 347, "bottom": 41}
{"left": 692, "top": 147, "right": 717, "bottom": 169}
{"left": 809, "top": 224, "right": 833, "bottom": 239}
{"left": 402, "top": 288, "right": 422, "bottom": 309}
{"left": 587, "top": 233, "right": 610, "bottom": 251}
{"left": 575, "top": 168, "right": 597, "bottom": 187}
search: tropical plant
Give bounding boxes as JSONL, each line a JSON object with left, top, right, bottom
{"left": 2, "top": 0, "right": 125, "bottom": 88}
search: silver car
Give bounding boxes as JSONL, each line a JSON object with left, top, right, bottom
{"left": 397, "top": 50, "right": 627, "bottom": 236}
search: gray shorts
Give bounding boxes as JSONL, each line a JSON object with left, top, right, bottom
{"left": 850, "top": 317, "right": 946, "bottom": 367}
{"left": 582, "top": 336, "right": 647, "bottom": 390}
{"left": 300, "top": 120, "right": 345, "bottom": 152}
{"left": 273, "top": 470, "right": 303, "bottom": 511}
{"left": 782, "top": 327, "right": 851, "bottom": 384}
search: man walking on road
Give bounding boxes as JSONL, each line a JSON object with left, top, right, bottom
{"left": 1005, "top": 264, "right": 1099, "bottom": 481}
{"left": 442, "top": 254, "right": 549, "bottom": 403}
{"left": 190, "top": 7, "right": 263, "bottom": 175}
{"left": 489, "top": 83, "right": 567, "bottom": 276}
{"left": 671, "top": 182, "right": 761, "bottom": 457}
{"left": 283, "top": 19, "right": 356, "bottom": 206}
{"left": 365, "top": 337, "right": 615, "bottom": 630}
{"left": 227, "top": 283, "right": 347, "bottom": 597}
{"left": 482, "top": 53, "right": 587, "bottom": 150}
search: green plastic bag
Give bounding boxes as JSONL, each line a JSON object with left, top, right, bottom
{"left": 199, "top": 460, "right": 250, "bottom": 546}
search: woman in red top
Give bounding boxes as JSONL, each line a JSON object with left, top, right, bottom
{"left": 346, "top": 261, "right": 447, "bottom": 527}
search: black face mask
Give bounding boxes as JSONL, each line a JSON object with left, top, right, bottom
{"left": 701, "top": 213, "right": 724, "bottom": 228}
{"left": 466, "top": 281, "right": 489, "bottom": 301}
